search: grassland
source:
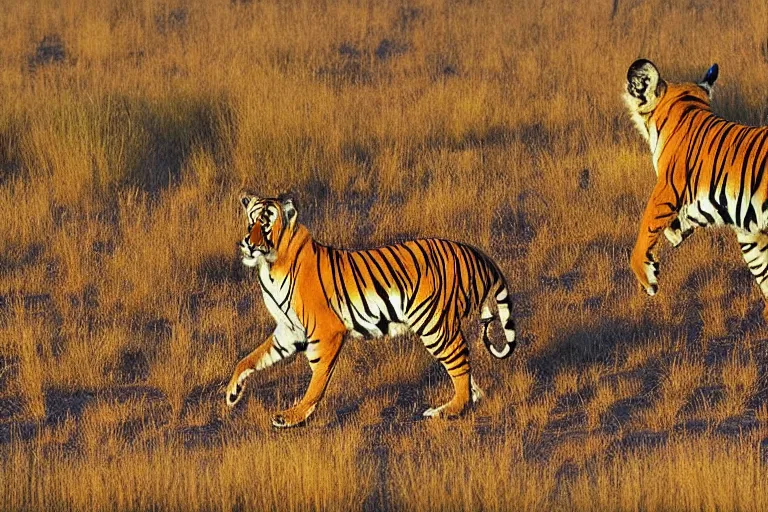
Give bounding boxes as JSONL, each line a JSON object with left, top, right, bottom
{"left": 0, "top": 0, "right": 767, "bottom": 509}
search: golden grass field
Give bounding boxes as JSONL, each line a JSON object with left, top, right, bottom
{"left": 0, "top": 0, "right": 767, "bottom": 509}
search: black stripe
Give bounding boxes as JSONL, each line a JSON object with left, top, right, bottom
{"left": 347, "top": 253, "right": 375, "bottom": 318}
{"left": 443, "top": 347, "right": 469, "bottom": 368}
{"left": 359, "top": 251, "right": 401, "bottom": 324}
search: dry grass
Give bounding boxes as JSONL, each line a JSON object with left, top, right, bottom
{"left": 0, "top": 0, "right": 767, "bottom": 509}
{"left": 564, "top": 434, "right": 768, "bottom": 512}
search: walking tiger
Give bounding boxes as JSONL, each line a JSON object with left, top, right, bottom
{"left": 225, "top": 193, "right": 516, "bottom": 427}
{"left": 625, "top": 59, "right": 768, "bottom": 317}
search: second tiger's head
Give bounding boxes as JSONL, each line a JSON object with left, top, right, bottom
{"left": 238, "top": 192, "right": 299, "bottom": 267}
{"left": 624, "top": 59, "right": 718, "bottom": 142}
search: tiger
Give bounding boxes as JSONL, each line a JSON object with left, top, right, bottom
{"left": 625, "top": 59, "right": 768, "bottom": 317}
{"left": 225, "top": 193, "right": 516, "bottom": 428}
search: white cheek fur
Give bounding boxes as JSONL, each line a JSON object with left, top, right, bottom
{"left": 624, "top": 92, "right": 651, "bottom": 143}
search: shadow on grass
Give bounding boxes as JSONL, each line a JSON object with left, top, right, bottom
{"left": 0, "top": 385, "right": 170, "bottom": 445}
{"left": 526, "top": 318, "right": 652, "bottom": 380}
{"left": 103, "top": 94, "right": 235, "bottom": 197}
{"left": 0, "top": 420, "right": 37, "bottom": 444}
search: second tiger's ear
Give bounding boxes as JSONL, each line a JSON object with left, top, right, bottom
{"left": 698, "top": 63, "right": 718, "bottom": 97}
{"left": 626, "top": 59, "right": 666, "bottom": 112}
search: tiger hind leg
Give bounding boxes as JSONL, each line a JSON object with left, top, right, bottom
{"left": 421, "top": 330, "right": 471, "bottom": 418}
{"left": 735, "top": 230, "right": 768, "bottom": 319}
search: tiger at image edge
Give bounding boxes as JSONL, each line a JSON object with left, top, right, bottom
{"left": 625, "top": 58, "right": 768, "bottom": 317}
{"left": 225, "top": 193, "right": 516, "bottom": 428}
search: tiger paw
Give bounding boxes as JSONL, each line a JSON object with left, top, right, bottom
{"left": 271, "top": 414, "right": 292, "bottom": 428}
{"left": 470, "top": 378, "right": 484, "bottom": 404}
{"left": 225, "top": 369, "right": 254, "bottom": 407}
{"left": 422, "top": 407, "right": 462, "bottom": 419}
{"left": 422, "top": 406, "right": 446, "bottom": 418}
{"left": 271, "top": 405, "right": 316, "bottom": 428}
{"left": 226, "top": 383, "right": 243, "bottom": 407}
{"left": 630, "top": 250, "right": 660, "bottom": 297}
{"left": 422, "top": 401, "right": 465, "bottom": 419}
{"left": 633, "top": 258, "right": 659, "bottom": 296}
{"left": 271, "top": 413, "right": 305, "bottom": 429}
{"left": 644, "top": 260, "right": 659, "bottom": 296}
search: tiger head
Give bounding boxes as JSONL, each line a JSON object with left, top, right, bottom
{"left": 238, "top": 192, "right": 299, "bottom": 267}
{"left": 624, "top": 59, "right": 718, "bottom": 142}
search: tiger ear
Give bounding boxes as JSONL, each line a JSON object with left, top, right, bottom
{"left": 626, "top": 59, "right": 666, "bottom": 112}
{"left": 280, "top": 195, "right": 298, "bottom": 225}
{"left": 238, "top": 190, "right": 257, "bottom": 212}
{"left": 698, "top": 63, "right": 718, "bottom": 96}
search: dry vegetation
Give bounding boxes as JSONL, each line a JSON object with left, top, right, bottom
{"left": 0, "top": 0, "right": 767, "bottom": 509}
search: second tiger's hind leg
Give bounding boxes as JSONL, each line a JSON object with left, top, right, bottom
{"left": 421, "top": 330, "right": 471, "bottom": 418}
{"left": 735, "top": 230, "right": 768, "bottom": 319}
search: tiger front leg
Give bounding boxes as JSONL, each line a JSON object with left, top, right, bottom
{"left": 631, "top": 184, "right": 678, "bottom": 296}
{"left": 630, "top": 231, "right": 662, "bottom": 296}
{"left": 271, "top": 331, "right": 345, "bottom": 428}
{"left": 225, "top": 329, "right": 299, "bottom": 407}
